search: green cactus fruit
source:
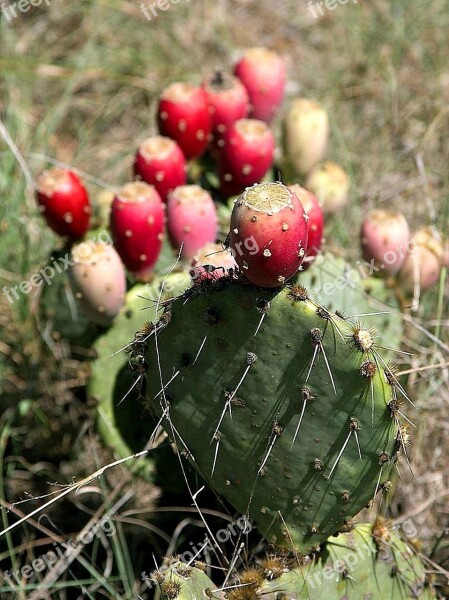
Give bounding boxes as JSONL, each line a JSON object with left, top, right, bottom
{"left": 145, "top": 277, "right": 412, "bottom": 553}
{"left": 234, "top": 521, "right": 434, "bottom": 599}
{"left": 155, "top": 559, "right": 225, "bottom": 599}
{"left": 298, "top": 252, "right": 403, "bottom": 354}
{"left": 90, "top": 271, "right": 190, "bottom": 479}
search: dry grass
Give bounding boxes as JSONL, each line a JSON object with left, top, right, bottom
{"left": 0, "top": 0, "right": 448, "bottom": 597}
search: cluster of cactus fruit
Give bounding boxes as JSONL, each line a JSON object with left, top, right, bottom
{"left": 34, "top": 46, "right": 446, "bottom": 324}
{"left": 30, "top": 46, "right": 446, "bottom": 598}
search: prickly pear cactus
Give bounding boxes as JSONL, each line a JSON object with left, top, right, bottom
{"left": 155, "top": 559, "right": 225, "bottom": 599}
{"left": 145, "top": 277, "right": 411, "bottom": 553}
{"left": 90, "top": 272, "right": 190, "bottom": 478}
{"left": 238, "top": 521, "right": 434, "bottom": 599}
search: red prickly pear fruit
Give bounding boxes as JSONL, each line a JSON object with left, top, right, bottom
{"left": 189, "top": 242, "right": 237, "bottom": 284}
{"left": 360, "top": 209, "right": 411, "bottom": 276}
{"left": 398, "top": 227, "right": 444, "bottom": 294}
{"left": 288, "top": 184, "right": 323, "bottom": 266}
{"left": 234, "top": 47, "right": 286, "bottom": 123}
{"left": 305, "top": 161, "right": 350, "bottom": 214}
{"left": 218, "top": 118, "right": 275, "bottom": 198}
{"left": 166, "top": 185, "right": 218, "bottom": 260}
{"left": 110, "top": 182, "right": 165, "bottom": 281}
{"left": 229, "top": 182, "right": 309, "bottom": 288}
{"left": 283, "top": 98, "right": 329, "bottom": 176}
{"left": 36, "top": 167, "right": 92, "bottom": 240}
{"left": 157, "top": 83, "right": 211, "bottom": 159}
{"left": 68, "top": 240, "right": 126, "bottom": 326}
{"left": 203, "top": 71, "right": 249, "bottom": 146}
{"left": 134, "top": 136, "right": 186, "bottom": 202}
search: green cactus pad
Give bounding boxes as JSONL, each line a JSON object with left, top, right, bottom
{"left": 145, "top": 277, "right": 410, "bottom": 553}
{"left": 91, "top": 272, "right": 190, "bottom": 479}
{"left": 156, "top": 559, "right": 225, "bottom": 599}
{"left": 253, "top": 522, "right": 434, "bottom": 599}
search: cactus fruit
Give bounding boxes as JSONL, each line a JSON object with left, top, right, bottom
{"left": 110, "top": 181, "right": 165, "bottom": 281}
{"left": 92, "top": 273, "right": 191, "bottom": 478}
{"left": 155, "top": 559, "right": 225, "bottom": 599}
{"left": 144, "top": 274, "right": 409, "bottom": 553}
{"left": 190, "top": 242, "right": 236, "bottom": 284}
{"left": 288, "top": 184, "right": 324, "bottom": 264}
{"left": 229, "top": 182, "right": 308, "bottom": 287}
{"left": 36, "top": 167, "right": 92, "bottom": 240}
{"left": 157, "top": 82, "right": 211, "bottom": 159}
{"left": 218, "top": 119, "right": 275, "bottom": 197}
{"left": 134, "top": 136, "right": 187, "bottom": 202}
{"left": 283, "top": 98, "right": 329, "bottom": 176}
{"left": 204, "top": 71, "right": 249, "bottom": 146}
{"left": 166, "top": 185, "right": 218, "bottom": 260}
{"left": 306, "top": 161, "right": 350, "bottom": 214}
{"left": 235, "top": 47, "right": 286, "bottom": 123}
{"left": 231, "top": 522, "right": 434, "bottom": 599}
{"left": 360, "top": 209, "right": 411, "bottom": 276}
{"left": 398, "top": 227, "right": 444, "bottom": 294}
{"left": 68, "top": 240, "right": 126, "bottom": 326}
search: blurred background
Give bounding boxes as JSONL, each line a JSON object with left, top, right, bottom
{"left": 0, "top": 0, "right": 448, "bottom": 598}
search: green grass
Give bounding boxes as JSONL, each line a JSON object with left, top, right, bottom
{"left": 0, "top": 0, "right": 448, "bottom": 597}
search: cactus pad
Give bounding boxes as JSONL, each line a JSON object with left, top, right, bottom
{"left": 91, "top": 272, "right": 190, "bottom": 478}
{"left": 250, "top": 522, "right": 434, "bottom": 599}
{"left": 155, "top": 559, "right": 225, "bottom": 599}
{"left": 145, "top": 277, "right": 410, "bottom": 553}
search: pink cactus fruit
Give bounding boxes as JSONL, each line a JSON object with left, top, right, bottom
{"left": 235, "top": 47, "right": 286, "bottom": 123}
{"left": 218, "top": 118, "right": 275, "bottom": 198}
{"left": 288, "top": 184, "right": 323, "bottom": 265}
{"left": 110, "top": 182, "right": 165, "bottom": 281}
{"left": 398, "top": 227, "right": 444, "bottom": 294}
{"left": 305, "top": 161, "right": 350, "bottom": 214}
{"left": 68, "top": 240, "right": 126, "bottom": 326}
{"left": 283, "top": 98, "right": 329, "bottom": 176}
{"left": 229, "top": 182, "right": 309, "bottom": 288}
{"left": 157, "top": 82, "right": 211, "bottom": 159}
{"left": 166, "top": 185, "right": 218, "bottom": 260}
{"left": 189, "top": 242, "right": 237, "bottom": 284}
{"left": 360, "top": 209, "right": 411, "bottom": 276}
{"left": 36, "top": 167, "right": 92, "bottom": 240}
{"left": 134, "top": 136, "right": 186, "bottom": 202}
{"left": 203, "top": 71, "right": 249, "bottom": 147}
